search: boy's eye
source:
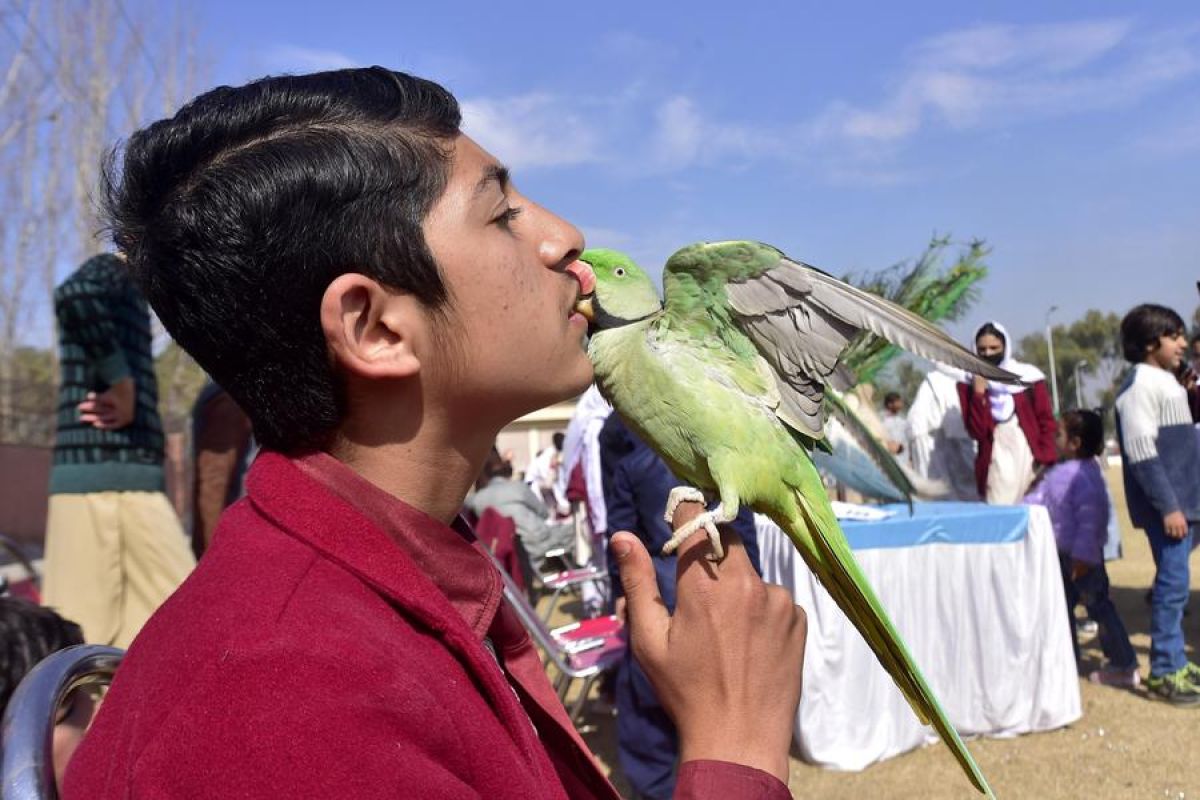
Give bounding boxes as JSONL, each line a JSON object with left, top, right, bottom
{"left": 494, "top": 206, "right": 523, "bottom": 229}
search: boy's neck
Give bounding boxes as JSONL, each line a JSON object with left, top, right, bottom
{"left": 327, "top": 427, "right": 495, "bottom": 525}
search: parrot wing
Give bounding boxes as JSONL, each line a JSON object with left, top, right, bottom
{"left": 662, "top": 240, "right": 1019, "bottom": 442}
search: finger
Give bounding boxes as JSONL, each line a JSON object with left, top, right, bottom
{"left": 611, "top": 532, "right": 669, "bottom": 653}
{"left": 670, "top": 502, "right": 753, "bottom": 576}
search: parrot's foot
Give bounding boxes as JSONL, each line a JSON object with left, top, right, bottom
{"left": 662, "top": 500, "right": 737, "bottom": 562}
{"left": 663, "top": 486, "right": 707, "bottom": 527}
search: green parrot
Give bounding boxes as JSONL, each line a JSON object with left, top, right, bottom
{"left": 574, "top": 241, "right": 1018, "bottom": 798}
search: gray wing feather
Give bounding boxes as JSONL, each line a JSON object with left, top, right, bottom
{"left": 727, "top": 257, "right": 1019, "bottom": 438}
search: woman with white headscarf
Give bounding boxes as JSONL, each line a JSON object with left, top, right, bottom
{"left": 957, "top": 321, "right": 1058, "bottom": 503}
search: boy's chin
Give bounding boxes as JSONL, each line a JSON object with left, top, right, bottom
{"left": 565, "top": 360, "right": 595, "bottom": 395}
{"left": 545, "top": 362, "right": 594, "bottom": 404}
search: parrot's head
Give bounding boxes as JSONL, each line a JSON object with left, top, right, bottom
{"left": 574, "top": 248, "right": 662, "bottom": 333}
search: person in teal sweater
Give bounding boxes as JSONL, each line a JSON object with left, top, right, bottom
{"left": 42, "top": 253, "right": 194, "bottom": 648}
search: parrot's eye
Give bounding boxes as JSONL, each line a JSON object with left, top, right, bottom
{"left": 615, "top": 268, "right": 626, "bottom": 277}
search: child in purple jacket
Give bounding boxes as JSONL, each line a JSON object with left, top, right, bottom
{"left": 1025, "top": 409, "right": 1139, "bottom": 688}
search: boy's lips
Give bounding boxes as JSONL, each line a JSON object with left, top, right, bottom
{"left": 565, "top": 259, "right": 596, "bottom": 295}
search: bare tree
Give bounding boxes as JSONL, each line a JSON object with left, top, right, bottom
{"left": 0, "top": 0, "right": 207, "bottom": 443}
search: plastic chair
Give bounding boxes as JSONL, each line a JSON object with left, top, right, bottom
{"left": 1, "top": 645, "right": 124, "bottom": 800}
{"left": 474, "top": 508, "right": 527, "bottom": 596}
{"left": 535, "top": 503, "right": 611, "bottom": 623}
{"left": 478, "top": 545, "right": 624, "bottom": 724}
{"left": 539, "top": 564, "right": 610, "bottom": 624}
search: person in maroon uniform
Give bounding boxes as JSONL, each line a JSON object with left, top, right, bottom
{"left": 63, "top": 68, "right": 806, "bottom": 799}
{"left": 958, "top": 320, "right": 1058, "bottom": 503}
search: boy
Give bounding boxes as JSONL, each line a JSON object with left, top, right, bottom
{"left": 1115, "top": 303, "right": 1200, "bottom": 705}
{"left": 63, "top": 68, "right": 807, "bottom": 797}
{"left": 44, "top": 253, "right": 196, "bottom": 647}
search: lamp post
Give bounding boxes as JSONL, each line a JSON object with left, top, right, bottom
{"left": 1073, "top": 360, "right": 1090, "bottom": 408}
{"left": 1045, "top": 306, "right": 1060, "bottom": 415}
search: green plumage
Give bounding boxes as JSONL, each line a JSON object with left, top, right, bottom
{"left": 580, "top": 243, "right": 997, "bottom": 798}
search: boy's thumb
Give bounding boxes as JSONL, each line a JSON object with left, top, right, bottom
{"left": 611, "top": 532, "right": 668, "bottom": 645}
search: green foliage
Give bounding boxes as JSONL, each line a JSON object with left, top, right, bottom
{"left": 154, "top": 340, "right": 208, "bottom": 434}
{"left": 842, "top": 235, "right": 989, "bottom": 383}
{"left": 0, "top": 340, "right": 207, "bottom": 444}
{"left": 0, "top": 347, "right": 58, "bottom": 444}
{"left": 1015, "top": 310, "right": 1125, "bottom": 416}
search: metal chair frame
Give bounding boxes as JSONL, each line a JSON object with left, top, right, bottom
{"left": 1, "top": 645, "right": 124, "bottom": 800}
{"left": 479, "top": 546, "right": 623, "bottom": 723}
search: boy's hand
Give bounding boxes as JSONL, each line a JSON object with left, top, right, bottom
{"left": 1070, "top": 560, "right": 1092, "bottom": 581}
{"left": 613, "top": 595, "right": 627, "bottom": 623}
{"left": 972, "top": 375, "right": 988, "bottom": 395}
{"left": 612, "top": 501, "right": 806, "bottom": 784}
{"left": 78, "top": 378, "right": 136, "bottom": 430}
{"left": 1163, "top": 511, "right": 1189, "bottom": 540}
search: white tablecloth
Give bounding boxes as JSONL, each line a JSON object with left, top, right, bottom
{"left": 756, "top": 504, "right": 1081, "bottom": 771}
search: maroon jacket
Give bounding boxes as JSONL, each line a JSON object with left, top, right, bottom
{"left": 65, "top": 451, "right": 787, "bottom": 799}
{"left": 958, "top": 380, "right": 1058, "bottom": 499}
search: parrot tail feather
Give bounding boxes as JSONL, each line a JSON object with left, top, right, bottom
{"left": 781, "top": 492, "right": 995, "bottom": 799}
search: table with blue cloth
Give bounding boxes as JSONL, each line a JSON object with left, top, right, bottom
{"left": 756, "top": 501, "right": 1081, "bottom": 771}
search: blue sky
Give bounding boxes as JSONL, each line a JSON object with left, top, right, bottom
{"left": 194, "top": 0, "right": 1200, "bottom": 346}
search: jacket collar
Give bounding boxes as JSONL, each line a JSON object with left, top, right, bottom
{"left": 245, "top": 450, "right": 503, "bottom": 640}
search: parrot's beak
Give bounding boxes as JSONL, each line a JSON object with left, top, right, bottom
{"left": 575, "top": 294, "right": 595, "bottom": 322}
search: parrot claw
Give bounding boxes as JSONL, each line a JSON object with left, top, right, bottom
{"left": 663, "top": 486, "right": 707, "bottom": 526}
{"left": 662, "top": 508, "right": 726, "bottom": 562}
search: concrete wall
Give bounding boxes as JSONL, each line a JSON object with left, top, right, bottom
{"left": 0, "top": 434, "right": 190, "bottom": 550}
{"left": 0, "top": 444, "right": 51, "bottom": 546}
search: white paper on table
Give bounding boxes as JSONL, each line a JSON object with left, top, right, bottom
{"left": 829, "top": 501, "right": 897, "bottom": 522}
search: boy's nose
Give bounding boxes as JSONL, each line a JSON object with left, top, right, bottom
{"left": 535, "top": 206, "right": 585, "bottom": 269}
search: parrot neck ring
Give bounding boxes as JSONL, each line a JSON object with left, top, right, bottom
{"left": 574, "top": 292, "right": 658, "bottom": 333}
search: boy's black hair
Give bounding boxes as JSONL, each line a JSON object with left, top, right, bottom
{"left": 883, "top": 392, "right": 901, "bottom": 405}
{"left": 103, "top": 68, "right": 462, "bottom": 452}
{"left": 1, "top": 597, "right": 84, "bottom": 711}
{"left": 1120, "top": 304, "right": 1185, "bottom": 364}
{"left": 1060, "top": 409, "right": 1105, "bottom": 459}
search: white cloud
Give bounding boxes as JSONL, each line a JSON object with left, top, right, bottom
{"left": 817, "top": 19, "right": 1199, "bottom": 145}
{"left": 650, "top": 97, "right": 703, "bottom": 168}
{"left": 1134, "top": 114, "right": 1200, "bottom": 156}
{"left": 461, "top": 93, "right": 601, "bottom": 170}
{"left": 262, "top": 45, "right": 359, "bottom": 73}
{"left": 912, "top": 19, "right": 1131, "bottom": 72}
{"left": 647, "top": 96, "right": 791, "bottom": 171}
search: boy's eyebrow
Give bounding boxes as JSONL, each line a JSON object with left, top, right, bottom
{"left": 474, "top": 164, "right": 510, "bottom": 198}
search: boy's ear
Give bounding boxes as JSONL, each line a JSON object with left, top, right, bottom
{"left": 320, "top": 274, "right": 423, "bottom": 379}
